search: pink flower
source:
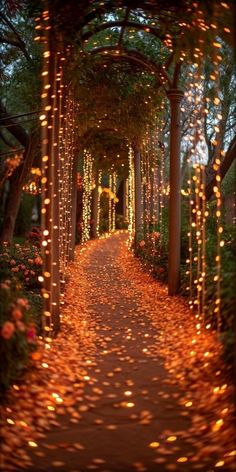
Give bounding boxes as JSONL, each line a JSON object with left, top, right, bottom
{"left": 28, "top": 258, "right": 34, "bottom": 264}
{"left": 17, "top": 298, "right": 29, "bottom": 309}
{"left": 12, "top": 308, "right": 23, "bottom": 321}
{"left": 1, "top": 282, "right": 10, "bottom": 290}
{"left": 16, "top": 320, "right": 26, "bottom": 332}
{"left": 1, "top": 321, "right": 15, "bottom": 340}
{"left": 139, "top": 240, "right": 145, "bottom": 248}
{"left": 34, "top": 256, "right": 42, "bottom": 265}
{"left": 10, "top": 259, "right": 16, "bottom": 265}
{"left": 152, "top": 231, "right": 160, "bottom": 239}
{"left": 27, "top": 325, "right": 36, "bottom": 343}
{"left": 11, "top": 267, "right": 19, "bottom": 272}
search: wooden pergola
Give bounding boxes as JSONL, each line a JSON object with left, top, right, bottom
{"left": 38, "top": 0, "right": 234, "bottom": 334}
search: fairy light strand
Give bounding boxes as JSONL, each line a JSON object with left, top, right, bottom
{"left": 128, "top": 146, "right": 135, "bottom": 244}
{"left": 82, "top": 150, "right": 94, "bottom": 243}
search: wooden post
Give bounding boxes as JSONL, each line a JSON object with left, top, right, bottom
{"left": 50, "top": 49, "right": 60, "bottom": 332}
{"left": 167, "top": 89, "right": 184, "bottom": 295}
{"left": 41, "top": 14, "right": 61, "bottom": 335}
{"left": 133, "top": 145, "right": 143, "bottom": 244}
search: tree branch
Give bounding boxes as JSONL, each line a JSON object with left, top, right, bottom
{"left": 0, "top": 130, "right": 14, "bottom": 148}
{"left": 0, "top": 12, "right": 33, "bottom": 64}
{"left": 0, "top": 100, "right": 29, "bottom": 147}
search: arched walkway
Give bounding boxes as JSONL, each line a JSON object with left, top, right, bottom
{"left": 0, "top": 2, "right": 235, "bottom": 471}
{"left": 1, "top": 233, "right": 234, "bottom": 471}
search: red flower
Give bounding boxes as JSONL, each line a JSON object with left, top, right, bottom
{"left": 17, "top": 298, "right": 29, "bottom": 309}
{"left": 1, "top": 321, "right": 15, "bottom": 340}
{"left": 12, "top": 308, "right": 23, "bottom": 321}
{"left": 34, "top": 256, "right": 43, "bottom": 265}
{"left": 16, "top": 320, "right": 26, "bottom": 332}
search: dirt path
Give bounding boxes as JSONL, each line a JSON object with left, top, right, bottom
{"left": 1, "top": 233, "right": 235, "bottom": 472}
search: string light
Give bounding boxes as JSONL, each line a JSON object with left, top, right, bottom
{"left": 182, "top": 8, "right": 224, "bottom": 336}
{"left": 210, "top": 25, "right": 223, "bottom": 335}
{"left": 39, "top": 7, "right": 53, "bottom": 334}
{"left": 108, "top": 173, "right": 112, "bottom": 233}
{"left": 82, "top": 150, "right": 94, "bottom": 243}
{"left": 140, "top": 117, "right": 166, "bottom": 255}
{"left": 59, "top": 88, "right": 76, "bottom": 279}
{"left": 128, "top": 146, "right": 135, "bottom": 245}
{"left": 97, "top": 169, "right": 102, "bottom": 237}
{"left": 112, "top": 171, "right": 117, "bottom": 232}
{"left": 183, "top": 67, "right": 208, "bottom": 331}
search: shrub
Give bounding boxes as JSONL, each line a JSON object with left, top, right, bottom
{"left": 134, "top": 204, "right": 235, "bottom": 365}
{"left": 0, "top": 243, "right": 43, "bottom": 334}
{"left": 26, "top": 226, "right": 42, "bottom": 247}
{"left": 115, "top": 213, "right": 128, "bottom": 229}
{"left": 0, "top": 243, "right": 42, "bottom": 291}
{"left": 0, "top": 280, "right": 37, "bottom": 394}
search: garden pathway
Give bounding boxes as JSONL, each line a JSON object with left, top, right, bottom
{"left": 2, "top": 232, "right": 235, "bottom": 472}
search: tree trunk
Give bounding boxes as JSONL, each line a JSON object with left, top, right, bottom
{"left": 0, "top": 132, "right": 38, "bottom": 245}
{"left": 0, "top": 173, "right": 23, "bottom": 245}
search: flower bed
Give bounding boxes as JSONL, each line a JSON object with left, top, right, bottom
{"left": 0, "top": 280, "right": 37, "bottom": 393}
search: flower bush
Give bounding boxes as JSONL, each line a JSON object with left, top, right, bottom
{"left": 134, "top": 229, "right": 168, "bottom": 283}
{"left": 0, "top": 243, "right": 43, "bottom": 335}
{"left": 0, "top": 280, "right": 38, "bottom": 393}
{"left": 134, "top": 206, "right": 235, "bottom": 364}
{"left": 26, "top": 226, "right": 42, "bottom": 247}
{"left": 0, "top": 242, "right": 42, "bottom": 290}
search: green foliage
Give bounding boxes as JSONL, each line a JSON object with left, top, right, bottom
{"left": 73, "top": 52, "right": 165, "bottom": 159}
{"left": 134, "top": 207, "right": 169, "bottom": 282}
{"left": 0, "top": 279, "right": 37, "bottom": 394}
{"left": 115, "top": 213, "right": 128, "bottom": 229}
{"left": 1, "top": 10, "right": 42, "bottom": 115}
{"left": 222, "top": 161, "right": 236, "bottom": 196}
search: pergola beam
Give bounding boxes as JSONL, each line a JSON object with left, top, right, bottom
{"left": 118, "top": 8, "right": 131, "bottom": 47}
{"left": 82, "top": 20, "right": 165, "bottom": 43}
{"left": 89, "top": 45, "right": 172, "bottom": 87}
